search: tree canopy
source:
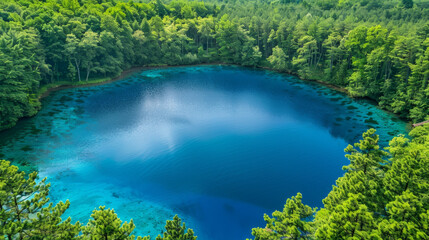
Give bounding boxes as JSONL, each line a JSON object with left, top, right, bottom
{"left": 250, "top": 125, "right": 429, "bottom": 239}
{"left": 0, "top": 0, "right": 428, "bottom": 130}
{"left": 0, "top": 159, "right": 195, "bottom": 239}
{"left": 1, "top": 0, "right": 429, "bottom": 239}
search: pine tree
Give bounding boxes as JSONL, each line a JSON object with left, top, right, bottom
{"left": 402, "top": 0, "right": 414, "bottom": 9}
{"left": 343, "top": 128, "right": 387, "bottom": 176}
{"left": 316, "top": 194, "right": 380, "bottom": 239}
{"left": 0, "top": 160, "right": 80, "bottom": 239}
{"left": 156, "top": 215, "right": 197, "bottom": 240}
{"left": 82, "top": 206, "right": 148, "bottom": 240}
{"left": 251, "top": 193, "right": 314, "bottom": 240}
{"left": 378, "top": 191, "right": 428, "bottom": 239}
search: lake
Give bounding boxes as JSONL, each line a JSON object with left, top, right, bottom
{"left": 0, "top": 66, "right": 407, "bottom": 239}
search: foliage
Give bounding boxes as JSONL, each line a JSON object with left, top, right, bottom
{"left": 156, "top": 215, "right": 197, "bottom": 240}
{"left": 0, "top": 160, "right": 80, "bottom": 239}
{"left": 1, "top": 0, "right": 428, "bottom": 130}
{"left": 1, "top": 0, "right": 429, "bottom": 238}
{"left": 0, "top": 160, "right": 195, "bottom": 239}
{"left": 250, "top": 126, "right": 429, "bottom": 239}
{"left": 250, "top": 193, "right": 314, "bottom": 240}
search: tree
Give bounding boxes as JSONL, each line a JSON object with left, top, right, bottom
{"left": 251, "top": 193, "right": 314, "bottom": 240}
{"left": 2, "top": 0, "right": 429, "bottom": 131}
{"left": 268, "top": 46, "right": 287, "bottom": 71}
{"left": 316, "top": 194, "right": 379, "bottom": 239}
{"left": 216, "top": 15, "right": 247, "bottom": 63}
{"left": 402, "top": 0, "right": 414, "bottom": 9}
{"left": 65, "top": 33, "right": 83, "bottom": 82}
{"left": 1, "top": 159, "right": 195, "bottom": 239}
{"left": 383, "top": 136, "right": 429, "bottom": 201}
{"left": 343, "top": 129, "right": 387, "bottom": 176}
{"left": 0, "top": 160, "right": 80, "bottom": 239}
{"left": 198, "top": 17, "right": 214, "bottom": 56}
{"left": 292, "top": 35, "right": 318, "bottom": 78}
{"left": 156, "top": 215, "right": 197, "bottom": 240}
{"left": 80, "top": 30, "right": 100, "bottom": 81}
{"left": 0, "top": 29, "right": 42, "bottom": 130}
{"left": 82, "top": 206, "right": 148, "bottom": 240}
{"left": 378, "top": 191, "right": 428, "bottom": 239}
{"left": 242, "top": 45, "right": 262, "bottom": 67}
{"left": 61, "top": 0, "right": 80, "bottom": 14}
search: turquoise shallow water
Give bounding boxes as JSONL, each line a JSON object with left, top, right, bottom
{"left": 0, "top": 66, "right": 407, "bottom": 239}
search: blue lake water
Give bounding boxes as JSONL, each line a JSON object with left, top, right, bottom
{"left": 0, "top": 66, "right": 407, "bottom": 239}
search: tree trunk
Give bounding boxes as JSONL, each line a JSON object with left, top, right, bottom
{"left": 74, "top": 59, "right": 81, "bottom": 82}
{"left": 86, "top": 66, "right": 91, "bottom": 81}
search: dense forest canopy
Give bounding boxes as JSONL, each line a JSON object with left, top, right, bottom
{"left": 0, "top": 0, "right": 428, "bottom": 130}
{"left": 1, "top": 0, "right": 429, "bottom": 239}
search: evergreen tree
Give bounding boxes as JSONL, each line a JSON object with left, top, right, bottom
{"left": 156, "top": 215, "right": 197, "bottom": 240}
{"left": 402, "top": 0, "right": 414, "bottom": 9}
{"left": 82, "top": 206, "right": 147, "bottom": 240}
{"left": 251, "top": 193, "right": 314, "bottom": 240}
{"left": 0, "top": 160, "right": 80, "bottom": 239}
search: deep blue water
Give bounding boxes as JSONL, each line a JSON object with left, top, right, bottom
{"left": 0, "top": 66, "right": 407, "bottom": 239}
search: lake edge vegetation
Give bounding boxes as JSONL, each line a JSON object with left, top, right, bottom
{"left": 1, "top": 0, "right": 429, "bottom": 131}
{"left": 0, "top": 159, "right": 196, "bottom": 239}
{"left": 2, "top": 125, "right": 428, "bottom": 239}
{"left": 1, "top": 0, "right": 429, "bottom": 239}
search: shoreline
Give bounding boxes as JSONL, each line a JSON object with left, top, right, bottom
{"left": 39, "top": 63, "right": 350, "bottom": 99}
{"left": 5, "top": 63, "right": 413, "bottom": 132}
{"left": 38, "top": 63, "right": 224, "bottom": 99}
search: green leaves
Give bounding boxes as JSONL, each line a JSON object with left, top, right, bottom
{"left": 0, "top": 159, "right": 195, "bottom": 240}
{"left": 0, "top": 160, "right": 79, "bottom": 239}
{"left": 316, "top": 193, "right": 379, "bottom": 239}
{"left": 156, "top": 215, "right": 197, "bottom": 240}
{"left": 378, "top": 191, "right": 427, "bottom": 239}
{"left": 82, "top": 206, "right": 141, "bottom": 240}
{"left": 268, "top": 46, "right": 287, "bottom": 71}
{"left": 251, "top": 193, "right": 315, "bottom": 240}
{"left": 251, "top": 126, "right": 429, "bottom": 240}
{"left": 1, "top": 0, "right": 429, "bottom": 130}
{"left": 343, "top": 129, "right": 387, "bottom": 176}
{"left": 1, "top": 0, "right": 429, "bottom": 237}
{"left": 0, "top": 29, "right": 42, "bottom": 130}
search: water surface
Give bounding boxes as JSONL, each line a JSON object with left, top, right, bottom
{"left": 0, "top": 66, "right": 407, "bottom": 239}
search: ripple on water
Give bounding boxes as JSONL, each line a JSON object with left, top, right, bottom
{"left": 0, "top": 66, "right": 408, "bottom": 240}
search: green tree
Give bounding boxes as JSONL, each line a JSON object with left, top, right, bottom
{"left": 402, "top": 0, "right": 414, "bottom": 9}
{"left": 378, "top": 191, "right": 428, "bottom": 239}
{"left": 1, "top": 159, "right": 200, "bottom": 239}
{"left": 198, "top": 17, "right": 214, "bottom": 56}
{"left": 82, "top": 206, "right": 147, "bottom": 240}
{"left": 268, "top": 46, "right": 287, "bottom": 71}
{"left": 251, "top": 193, "right": 314, "bottom": 240}
{"left": 65, "top": 33, "right": 83, "bottom": 82}
{"left": 343, "top": 128, "right": 387, "bottom": 176}
{"left": 0, "top": 160, "right": 80, "bottom": 239}
{"left": 80, "top": 30, "right": 101, "bottom": 81}
{"left": 315, "top": 194, "right": 379, "bottom": 239}
{"left": 155, "top": 215, "right": 197, "bottom": 240}
{"left": 0, "top": 29, "right": 42, "bottom": 131}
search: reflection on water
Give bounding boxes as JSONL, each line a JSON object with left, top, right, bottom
{"left": 0, "top": 66, "right": 407, "bottom": 240}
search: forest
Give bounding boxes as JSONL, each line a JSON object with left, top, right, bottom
{"left": 2, "top": 125, "right": 428, "bottom": 239}
{"left": 1, "top": 0, "right": 429, "bottom": 239}
{"left": 0, "top": 0, "right": 428, "bottom": 130}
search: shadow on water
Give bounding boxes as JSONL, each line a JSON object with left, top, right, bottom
{"left": 0, "top": 66, "right": 407, "bottom": 240}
